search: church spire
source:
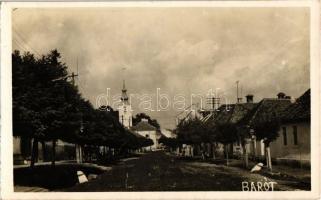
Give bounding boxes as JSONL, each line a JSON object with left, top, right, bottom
{"left": 122, "top": 79, "right": 126, "bottom": 91}
{"left": 121, "top": 79, "right": 129, "bottom": 102}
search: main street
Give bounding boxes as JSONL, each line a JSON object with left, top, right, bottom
{"left": 65, "top": 151, "right": 310, "bottom": 191}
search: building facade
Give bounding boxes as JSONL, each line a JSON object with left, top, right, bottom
{"left": 270, "top": 89, "right": 310, "bottom": 166}
{"left": 131, "top": 119, "right": 158, "bottom": 150}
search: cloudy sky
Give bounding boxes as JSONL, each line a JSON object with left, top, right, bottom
{"left": 12, "top": 7, "right": 310, "bottom": 129}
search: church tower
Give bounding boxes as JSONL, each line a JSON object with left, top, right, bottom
{"left": 118, "top": 80, "right": 133, "bottom": 128}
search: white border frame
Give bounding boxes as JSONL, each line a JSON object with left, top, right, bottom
{"left": 1, "top": 1, "right": 320, "bottom": 200}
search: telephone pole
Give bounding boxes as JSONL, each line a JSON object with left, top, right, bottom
{"left": 67, "top": 58, "right": 82, "bottom": 164}
{"left": 236, "top": 81, "right": 242, "bottom": 103}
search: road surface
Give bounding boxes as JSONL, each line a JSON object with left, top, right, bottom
{"left": 66, "top": 151, "right": 310, "bottom": 191}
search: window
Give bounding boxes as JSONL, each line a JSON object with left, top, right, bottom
{"left": 293, "top": 126, "right": 298, "bottom": 145}
{"left": 282, "top": 127, "right": 287, "bottom": 146}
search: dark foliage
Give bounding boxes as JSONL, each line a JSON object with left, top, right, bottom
{"left": 12, "top": 50, "right": 152, "bottom": 155}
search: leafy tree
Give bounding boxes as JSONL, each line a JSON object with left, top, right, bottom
{"left": 13, "top": 49, "right": 153, "bottom": 167}
{"left": 132, "top": 113, "right": 160, "bottom": 130}
{"left": 13, "top": 50, "right": 83, "bottom": 167}
{"left": 12, "top": 50, "right": 87, "bottom": 167}
{"left": 252, "top": 119, "right": 280, "bottom": 170}
{"left": 158, "top": 136, "right": 179, "bottom": 149}
{"left": 212, "top": 123, "right": 238, "bottom": 165}
{"left": 175, "top": 118, "right": 203, "bottom": 145}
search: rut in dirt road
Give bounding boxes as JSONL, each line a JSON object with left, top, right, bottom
{"left": 65, "top": 151, "right": 310, "bottom": 191}
{"left": 66, "top": 151, "right": 245, "bottom": 191}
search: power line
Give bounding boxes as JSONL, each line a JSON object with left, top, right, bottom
{"left": 12, "top": 27, "right": 41, "bottom": 57}
{"left": 12, "top": 38, "right": 29, "bottom": 53}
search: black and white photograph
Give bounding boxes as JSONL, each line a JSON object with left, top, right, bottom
{"left": 0, "top": 1, "right": 320, "bottom": 199}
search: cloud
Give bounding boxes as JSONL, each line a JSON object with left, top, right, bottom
{"left": 12, "top": 7, "right": 310, "bottom": 129}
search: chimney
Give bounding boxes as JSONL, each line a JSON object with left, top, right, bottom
{"left": 277, "top": 92, "right": 286, "bottom": 99}
{"left": 245, "top": 94, "right": 254, "bottom": 103}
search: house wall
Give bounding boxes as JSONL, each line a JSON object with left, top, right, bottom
{"left": 44, "top": 140, "right": 76, "bottom": 161}
{"left": 136, "top": 130, "right": 158, "bottom": 150}
{"left": 13, "top": 137, "right": 75, "bottom": 164}
{"left": 270, "top": 122, "right": 310, "bottom": 163}
{"left": 13, "top": 136, "right": 21, "bottom": 155}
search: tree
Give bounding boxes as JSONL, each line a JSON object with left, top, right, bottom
{"left": 252, "top": 119, "right": 280, "bottom": 171}
{"left": 214, "top": 123, "right": 239, "bottom": 166}
{"left": 158, "top": 136, "right": 180, "bottom": 151}
{"left": 175, "top": 118, "right": 203, "bottom": 145}
{"left": 132, "top": 113, "right": 160, "bottom": 130}
{"left": 79, "top": 104, "right": 153, "bottom": 159}
{"left": 13, "top": 50, "right": 82, "bottom": 167}
{"left": 13, "top": 49, "right": 152, "bottom": 167}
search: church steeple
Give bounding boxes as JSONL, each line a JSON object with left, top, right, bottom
{"left": 121, "top": 79, "right": 129, "bottom": 102}
{"left": 118, "top": 78, "right": 132, "bottom": 128}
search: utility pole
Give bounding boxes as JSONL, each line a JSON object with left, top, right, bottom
{"left": 68, "top": 58, "right": 82, "bottom": 164}
{"left": 236, "top": 81, "right": 242, "bottom": 103}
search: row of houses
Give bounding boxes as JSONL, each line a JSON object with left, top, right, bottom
{"left": 178, "top": 89, "right": 310, "bottom": 167}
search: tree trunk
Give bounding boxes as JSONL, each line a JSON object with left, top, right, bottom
{"left": 252, "top": 139, "right": 257, "bottom": 159}
{"left": 76, "top": 144, "right": 82, "bottom": 163}
{"left": 41, "top": 141, "right": 46, "bottom": 162}
{"left": 209, "top": 143, "right": 213, "bottom": 158}
{"left": 51, "top": 139, "right": 56, "bottom": 167}
{"left": 30, "top": 138, "right": 38, "bottom": 168}
{"left": 225, "top": 144, "right": 229, "bottom": 166}
{"left": 212, "top": 143, "right": 216, "bottom": 160}
{"left": 242, "top": 141, "right": 249, "bottom": 169}
{"left": 265, "top": 142, "right": 272, "bottom": 171}
{"left": 108, "top": 146, "right": 112, "bottom": 160}
{"left": 80, "top": 145, "right": 83, "bottom": 163}
{"left": 76, "top": 144, "right": 80, "bottom": 163}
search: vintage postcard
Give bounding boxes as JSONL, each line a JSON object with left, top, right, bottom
{"left": 0, "top": 1, "right": 320, "bottom": 200}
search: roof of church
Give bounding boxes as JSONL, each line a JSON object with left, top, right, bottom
{"left": 131, "top": 121, "right": 157, "bottom": 132}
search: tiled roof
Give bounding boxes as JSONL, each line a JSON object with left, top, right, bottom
{"left": 212, "top": 103, "right": 258, "bottom": 125}
{"left": 280, "top": 89, "right": 310, "bottom": 123}
{"left": 131, "top": 121, "right": 157, "bottom": 131}
{"left": 240, "top": 98, "right": 291, "bottom": 126}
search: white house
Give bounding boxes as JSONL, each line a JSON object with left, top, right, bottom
{"left": 131, "top": 119, "right": 158, "bottom": 151}
{"left": 270, "top": 89, "right": 310, "bottom": 167}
